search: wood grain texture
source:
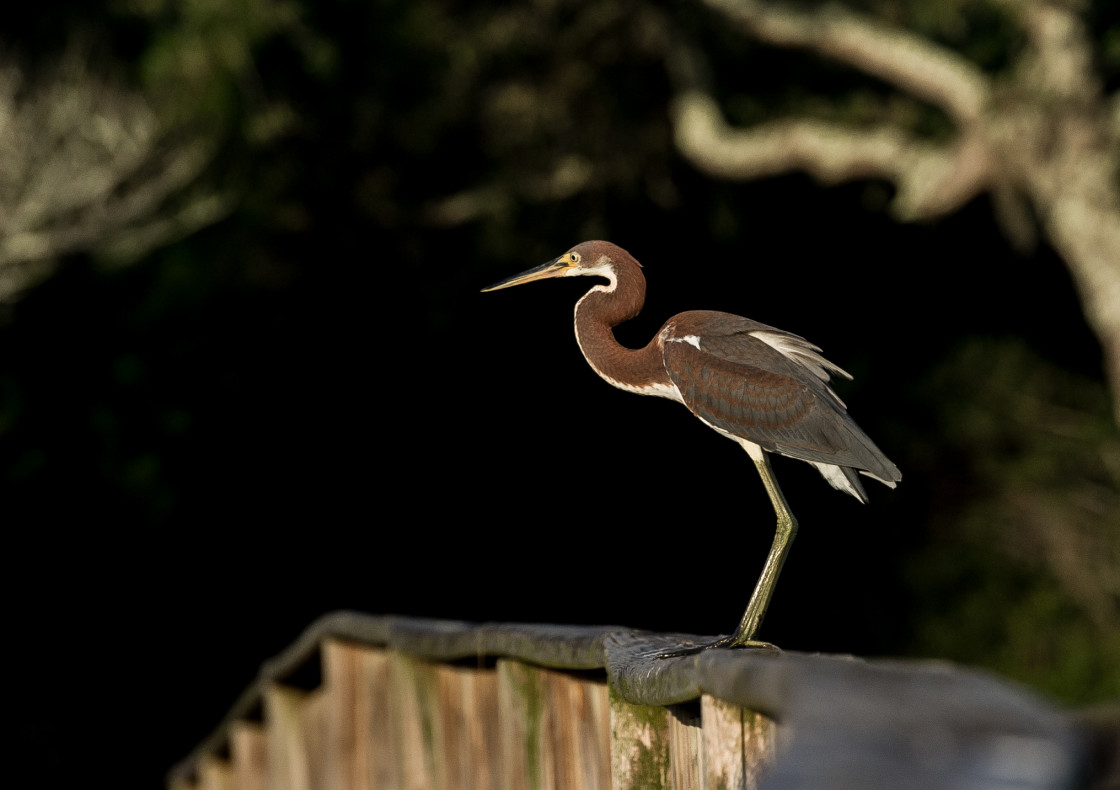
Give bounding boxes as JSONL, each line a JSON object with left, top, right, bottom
{"left": 230, "top": 722, "right": 267, "bottom": 790}
{"left": 198, "top": 755, "right": 234, "bottom": 790}
{"left": 386, "top": 651, "right": 440, "bottom": 790}
{"left": 608, "top": 687, "right": 672, "bottom": 790}
{"left": 323, "top": 641, "right": 395, "bottom": 790}
{"left": 299, "top": 687, "right": 328, "bottom": 790}
{"left": 497, "top": 659, "right": 611, "bottom": 790}
{"left": 701, "top": 695, "right": 776, "bottom": 790}
{"left": 264, "top": 684, "right": 311, "bottom": 790}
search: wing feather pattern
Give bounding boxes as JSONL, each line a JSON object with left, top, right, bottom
{"left": 661, "top": 311, "right": 901, "bottom": 486}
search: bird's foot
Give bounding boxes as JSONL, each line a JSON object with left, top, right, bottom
{"left": 640, "top": 635, "right": 781, "bottom": 659}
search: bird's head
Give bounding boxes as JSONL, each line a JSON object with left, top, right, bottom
{"left": 481, "top": 240, "right": 640, "bottom": 293}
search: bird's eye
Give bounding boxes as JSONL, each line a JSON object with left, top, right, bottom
{"left": 569, "top": 252, "right": 581, "bottom": 264}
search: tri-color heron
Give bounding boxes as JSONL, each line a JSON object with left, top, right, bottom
{"left": 483, "top": 240, "right": 901, "bottom": 650}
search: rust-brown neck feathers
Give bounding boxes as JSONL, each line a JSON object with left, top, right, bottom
{"left": 569, "top": 242, "right": 675, "bottom": 396}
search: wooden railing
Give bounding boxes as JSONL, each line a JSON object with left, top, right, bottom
{"left": 168, "top": 612, "right": 1115, "bottom": 790}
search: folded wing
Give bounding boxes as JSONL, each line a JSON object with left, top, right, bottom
{"left": 661, "top": 311, "right": 901, "bottom": 490}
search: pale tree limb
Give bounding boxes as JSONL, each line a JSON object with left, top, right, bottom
{"left": 696, "top": 0, "right": 991, "bottom": 123}
{"left": 671, "top": 91, "right": 993, "bottom": 221}
{"left": 0, "top": 46, "right": 234, "bottom": 302}
{"left": 994, "top": 0, "right": 1102, "bottom": 102}
{"left": 673, "top": 0, "right": 1120, "bottom": 422}
{"left": 990, "top": 0, "right": 1120, "bottom": 424}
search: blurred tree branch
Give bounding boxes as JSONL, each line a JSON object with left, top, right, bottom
{"left": 669, "top": 0, "right": 1120, "bottom": 421}
{"left": 0, "top": 45, "right": 233, "bottom": 302}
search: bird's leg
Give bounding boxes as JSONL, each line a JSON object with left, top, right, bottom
{"left": 726, "top": 454, "right": 799, "bottom": 647}
{"left": 646, "top": 454, "right": 797, "bottom": 659}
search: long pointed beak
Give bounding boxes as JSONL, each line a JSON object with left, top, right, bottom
{"left": 481, "top": 257, "right": 571, "bottom": 292}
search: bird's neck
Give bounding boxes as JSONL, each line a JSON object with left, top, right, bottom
{"left": 573, "top": 275, "right": 674, "bottom": 396}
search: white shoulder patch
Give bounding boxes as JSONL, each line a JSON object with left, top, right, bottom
{"left": 665, "top": 334, "right": 702, "bottom": 350}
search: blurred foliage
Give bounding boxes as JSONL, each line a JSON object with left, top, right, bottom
{"left": 909, "top": 337, "right": 1120, "bottom": 705}
{"left": 8, "top": 0, "right": 1115, "bottom": 279}
{"left": 110, "top": 0, "right": 336, "bottom": 127}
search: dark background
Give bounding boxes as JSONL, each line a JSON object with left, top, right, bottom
{"left": 4, "top": 2, "right": 1117, "bottom": 787}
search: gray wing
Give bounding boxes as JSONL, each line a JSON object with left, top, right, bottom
{"left": 661, "top": 311, "right": 901, "bottom": 483}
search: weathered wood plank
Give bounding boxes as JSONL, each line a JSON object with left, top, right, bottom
{"left": 265, "top": 684, "right": 312, "bottom": 790}
{"left": 387, "top": 651, "right": 440, "bottom": 790}
{"left": 667, "top": 705, "right": 702, "bottom": 790}
{"left": 323, "top": 640, "right": 359, "bottom": 790}
{"left": 323, "top": 640, "right": 390, "bottom": 790}
{"left": 496, "top": 660, "right": 530, "bottom": 790}
{"left": 300, "top": 684, "right": 329, "bottom": 790}
{"left": 434, "top": 662, "right": 501, "bottom": 790}
{"left": 700, "top": 695, "right": 775, "bottom": 790}
{"left": 498, "top": 659, "right": 612, "bottom": 790}
{"left": 609, "top": 687, "right": 672, "bottom": 790}
{"left": 359, "top": 648, "right": 397, "bottom": 790}
{"left": 384, "top": 650, "right": 502, "bottom": 790}
{"left": 702, "top": 695, "right": 742, "bottom": 790}
{"left": 230, "top": 721, "right": 267, "bottom": 790}
{"left": 741, "top": 709, "right": 776, "bottom": 790}
{"left": 559, "top": 666, "right": 612, "bottom": 790}
{"left": 467, "top": 666, "right": 503, "bottom": 789}
{"left": 198, "top": 755, "right": 234, "bottom": 790}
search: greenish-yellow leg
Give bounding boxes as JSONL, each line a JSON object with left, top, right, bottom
{"left": 727, "top": 454, "right": 799, "bottom": 647}
{"left": 646, "top": 453, "right": 798, "bottom": 658}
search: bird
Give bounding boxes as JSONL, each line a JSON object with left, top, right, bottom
{"left": 482, "top": 240, "right": 901, "bottom": 651}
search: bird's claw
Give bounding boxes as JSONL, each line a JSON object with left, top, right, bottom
{"left": 640, "top": 636, "right": 781, "bottom": 659}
